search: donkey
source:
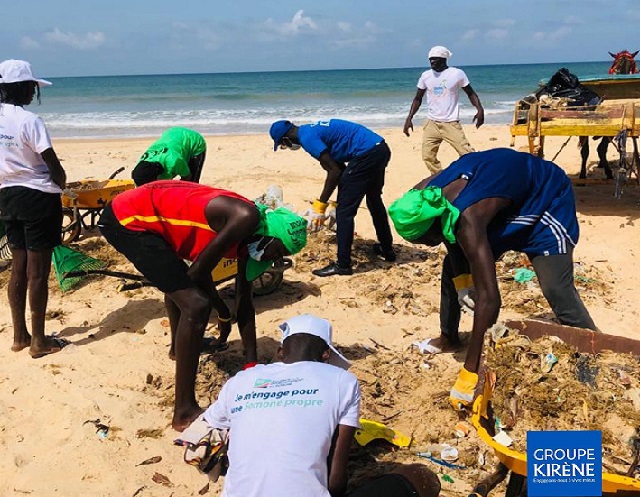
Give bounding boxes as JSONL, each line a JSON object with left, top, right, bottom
{"left": 609, "top": 50, "right": 639, "bottom": 75}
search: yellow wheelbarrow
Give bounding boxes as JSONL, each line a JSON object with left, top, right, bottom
{"left": 468, "top": 319, "right": 640, "bottom": 497}
{"left": 61, "top": 167, "right": 135, "bottom": 244}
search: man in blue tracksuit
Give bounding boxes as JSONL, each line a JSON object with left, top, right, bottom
{"left": 388, "top": 148, "right": 597, "bottom": 411}
{"left": 270, "top": 119, "right": 395, "bottom": 277}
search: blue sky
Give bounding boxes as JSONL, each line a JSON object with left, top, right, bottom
{"left": 4, "top": 0, "right": 640, "bottom": 77}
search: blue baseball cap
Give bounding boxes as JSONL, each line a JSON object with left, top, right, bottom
{"left": 269, "top": 120, "right": 294, "bottom": 151}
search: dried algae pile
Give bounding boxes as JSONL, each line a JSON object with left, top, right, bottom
{"left": 485, "top": 326, "right": 640, "bottom": 476}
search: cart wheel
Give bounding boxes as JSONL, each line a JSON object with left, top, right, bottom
{"left": 61, "top": 208, "right": 81, "bottom": 244}
{"left": 252, "top": 259, "right": 286, "bottom": 296}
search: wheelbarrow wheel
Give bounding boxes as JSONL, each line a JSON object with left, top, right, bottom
{"left": 61, "top": 208, "right": 81, "bottom": 245}
{"left": 252, "top": 258, "right": 288, "bottom": 296}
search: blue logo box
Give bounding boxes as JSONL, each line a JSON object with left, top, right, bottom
{"left": 527, "top": 430, "right": 602, "bottom": 497}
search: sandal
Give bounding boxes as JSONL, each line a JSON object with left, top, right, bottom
{"left": 30, "top": 336, "right": 71, "bottom": 359}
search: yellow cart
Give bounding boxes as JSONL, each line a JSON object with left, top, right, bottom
{"left": 468, "top": 319, "right": 640, "bottom": 497}
{"left": 61, "top": 167, "right": 135, "bottom": 243}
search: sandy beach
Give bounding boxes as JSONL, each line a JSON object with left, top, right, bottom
{"left": 0, "top": 124, "right": 638, "bottom": 496}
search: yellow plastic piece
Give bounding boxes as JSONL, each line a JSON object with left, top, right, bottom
{"left": 354, "top": 418, "right": 412, "bottom": 448}
{"left": 452, "top": 273, "right": 474, "bottom": 291}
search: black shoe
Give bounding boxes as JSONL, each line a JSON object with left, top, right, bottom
{"left": 373, "top": 243, "right": 397, "bottom": 262}
{"left": 312, "top": 262, "right": 353, "bottom": 277}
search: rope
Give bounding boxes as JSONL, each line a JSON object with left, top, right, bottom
{"left": 551, "top": 136, "right": 572, "bottom": 162}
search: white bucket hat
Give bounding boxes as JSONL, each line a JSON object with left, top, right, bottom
{"left": 0, "top": 60, "right": 52, "bottom": 87}
{"left": 428, "top": 46, "right": 453, "bottom": 59}
{"left": 279, "top": 314, "right": 351, "bottom": 370}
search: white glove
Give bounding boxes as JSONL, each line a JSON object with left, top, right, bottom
{"left": 453, "top": 274, "right": 475, "bottom": 316}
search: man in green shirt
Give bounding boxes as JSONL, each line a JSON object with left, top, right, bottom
{"left": 132, "top": 127, "right": 207, "bottom": 186}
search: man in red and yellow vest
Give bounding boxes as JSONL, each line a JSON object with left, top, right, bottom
{"left": 98, "top": 180, "right": 307, "bottom": 430}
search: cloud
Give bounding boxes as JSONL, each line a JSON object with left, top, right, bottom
{"left": 44, "top": 28, "right": 105, "bottom": 50}
{"left": 264, "top": 10, "right": 318, "bottom": 36}
{"left": 486, "top": 28, "right": 509, "bottom": 41}
{"left": 337, "top": 21, "right": 352, "bottom": 33}
{"left": 329, "top": 20, "right": 383, "bottom": 49}
{"left": 564, "top": 15, "right": 583, "bottom": 25}
{"left": 20, "top": 36, "right": 40, "bottom": 50}
{"left": 533, "top": 26, "right": 572, "bottom": 43}
{"left": 493, "top": 19, "right": 515, "bottom": 27}
{"left": 462, "top": 29, "right": 479, "bottom": 41}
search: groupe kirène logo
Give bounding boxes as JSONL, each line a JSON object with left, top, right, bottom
{"left": 527, "top": 430, "right": 602, "bottom": 497}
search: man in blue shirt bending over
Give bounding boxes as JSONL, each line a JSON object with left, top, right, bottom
{"left": 270, "top": 119, "right": 395, "bottom": 277}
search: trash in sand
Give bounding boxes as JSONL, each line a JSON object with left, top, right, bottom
{"left": 354, "top": 418, "right": 412, "bottom": 448}
{"left": 453, "top": 421, "right": 471, "bottom": 438}
{"left": 513, "top": 267, "right": 536, "bottom": 283}
{"left": 417, "top": 451, "right": 467, "bottom": 470}
{"left": 441, "top": 474, "right": 455, "bottom": 483}
{"left": 441, "top": 445, "right": 459, "bottom": 462}
{"left": 541, "top": 352, "right": 558, "bottom": 373}
{"left": 492, "top": 430, "right": 513, "bottom": 447}
{"left": 84, "top": 418, "right": 110, "bottom": 439}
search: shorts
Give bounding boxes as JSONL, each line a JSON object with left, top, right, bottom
{"left": 0, "top": 186, "right": 62, "bottom": 251}
{"left": 98, "top": 203, "right": 194, "bottom": 294}
{"left": 349, "top": 473, "right": 419, "bottom": 497}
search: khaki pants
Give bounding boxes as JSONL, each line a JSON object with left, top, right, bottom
{"left": 421, "top": 120, "right": 474, "bottom": 174}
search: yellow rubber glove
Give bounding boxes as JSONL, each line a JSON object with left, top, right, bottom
{"left": 452, "top": 273, "right": 475, "bottom": 315}
{"left": 309, "top": 199, "right": 328, "bottom": 232}
{"left": 449, "top": 367, "right": 479, "bottom": 411}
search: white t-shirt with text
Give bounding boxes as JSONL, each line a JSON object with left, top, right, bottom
{"left": 204, "top": 361, "right": 361, "bottom": 497}
{"left": 0, "top": 103, "right": 59, "bottom": 193}
{"left": 417, "top": 66, "right": 470, "bottom": 122}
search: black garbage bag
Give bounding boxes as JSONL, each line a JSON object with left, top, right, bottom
{"left": 536, "top": 67, "right": 602, "bottom": 107}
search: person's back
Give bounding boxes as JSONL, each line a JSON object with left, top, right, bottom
{"left": 204, "top": 360, "right": 360, "bottom": 497}
{"left": 298, "top": 119, "right": 383, "bottom": 162}
{"left": 110, "top": 180, "right": 252, "bottom": 261}
{"left": 428, "top": 148, "right": 578, "bottom": 257}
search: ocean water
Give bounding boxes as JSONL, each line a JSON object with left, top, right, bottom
{"left": 32, "top": 61, "right": 614, "bottom": 139}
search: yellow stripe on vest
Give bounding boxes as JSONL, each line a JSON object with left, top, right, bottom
{"left": 119, "top": 215, "right": 213, "bottom": 231}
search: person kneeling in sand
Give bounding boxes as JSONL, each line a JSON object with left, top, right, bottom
{"left": 180, "top": 314, "right": 441, "bottom": 497}
{"left": 97, "top": 181, "right": 307, "bottom": 430}
{"left": 389, "top": 148, "right": 597, "bottom": 413}
{"left": 131, "top": 127, "right": 207, "bottom": 186}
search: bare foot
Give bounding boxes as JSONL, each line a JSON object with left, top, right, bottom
{"left": 172, "top": 406, "right": 205, "bottom": 431}
{"left": 11, "top": 336, "right": 31, "bottom": 352}
{"left": 428, "top": 335, "right": 463, "bottom": 353}
{"left": 29, "top": 336, "right": 70, "bottom": 359}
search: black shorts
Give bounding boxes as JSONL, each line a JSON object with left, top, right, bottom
{"left": 349, "top": 473, "right": 419, "bottom": 497}
{"left": 98, "top": 203, "right": 194, "bottom": 294}
{"left": 0, "top": 186, "right": 62, "bottom": 251}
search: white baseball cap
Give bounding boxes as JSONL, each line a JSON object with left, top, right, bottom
{"left": 428, "top": 46, "right": 452, "bottom": 59}
{"left": 0, "top": 60, "right": 52, "bottom": 87}
{"left": 279, "top": 314, "right": 351, "bottom": 370}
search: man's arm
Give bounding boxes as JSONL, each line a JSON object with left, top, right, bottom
{"left": 456, "top": 198, "right": 510, "bottom": 372}
{"left": 327, "top": 424, "right": 357, "bottom": 497}
{"left": 462, "top": 84, "right": 485, "bottom": 128}
{"left": 403, "top": 88, "right": 426, "bottom": 136}
{"left": 317, "top": 150, "right": 345, "bottom": 203}
{"left": 41, "top": 148, "right": 66, "bottom": 190}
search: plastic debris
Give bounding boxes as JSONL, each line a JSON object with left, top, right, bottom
{"left": 513, "top": 267, "right": 536, "bottom": 283}
{"left": 354, "top": 418, "right": 412, "bottom": 448}
{"left": 541, "top": 352, "right": 558, "bottom": 373}
{"left": 492, "top": 430, "right": 513, "bottom": 447}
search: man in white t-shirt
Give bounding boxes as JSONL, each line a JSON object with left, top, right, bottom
{"left": 200, "top": 314, "right": 360, "bottom": 497}
{"left": 403, "top": 46, "right": 484, "bottom": 174}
